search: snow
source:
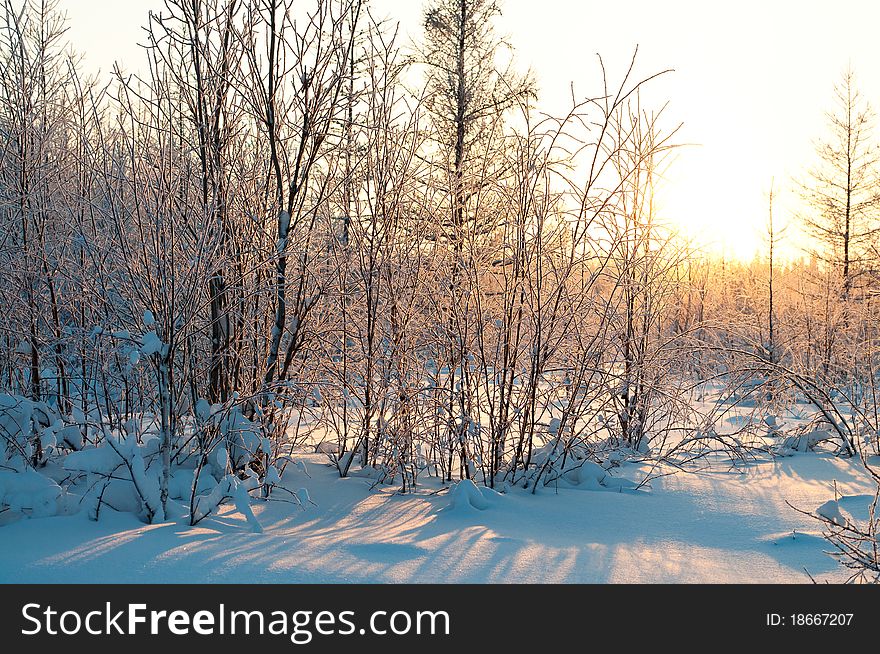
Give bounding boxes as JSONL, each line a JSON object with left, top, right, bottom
{"left": 195, "top": 399, "right": 211, "bottom": 422}
{"left": 55, "top": 425, "right": 82, "bottom": 449}
{"left": 232, "top": 480, "right": 263, "bottom": 534}
{"left": 0, "top": 451, "right": 873, "bottom": 583}
{"left": 213, "top": 444, "right": 228, "bottom": 472}
{"left": 782, "top": 429, "right": 830, "bottom": 453}
{"left": 0, "top": 394, "right": 33, "bottom": 441}
{"left": 446, "top": 479, "right": 490, "bottom": 511}
{"left": 0, "top": 470, "right": 62, "bottom": 518}
{"left": 315, "top": 441, "right": 339, "bottom": 454}
{"left": 296, "top": 487, "right": 311, "bottom": 506}
{"left": 64, "top": 445, "right": 123, "bottom": 475}
{"left": 168, "top": 467, "right": 216, "bottom": 500}
{"left": 140, "top": 331, "right": 164, "bottom": 357}
{"left": 130, "top": 451, "right": 163, "bottom": 520}
{"left": 561, "top": 460, "right": 607, "bottom": 489}
{"left": 815, "top": 499, "right": 846, "bottom": 526}
{"left": 220, "top": 407, "right": 261, "bottom": 468}
{"left": 190, "top": 474, "right": 262, "bottom": 533}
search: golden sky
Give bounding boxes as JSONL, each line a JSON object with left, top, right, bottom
{"left": 65, "top": 0, "right": 880, "bottom": 261}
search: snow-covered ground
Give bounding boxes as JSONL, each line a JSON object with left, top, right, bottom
{"left": 0, "top": 450, "right": 873, "bottom": 583}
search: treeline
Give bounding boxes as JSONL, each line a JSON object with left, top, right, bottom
{"left": 0, "top": 0, "right": 878, "bottom": 528}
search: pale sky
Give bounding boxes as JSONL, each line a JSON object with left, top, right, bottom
{"left": 65, "top": 0, "right": 880, "bottom": 261}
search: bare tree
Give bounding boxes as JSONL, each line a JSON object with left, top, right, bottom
{"left": 0, "top": 0, "right": 88, "bottom": 458}
{"left": 799, "top": 68, "right": 880, "bottom": 300}
{"left": 420, "top": 0, "right": 533, "bottom": 479}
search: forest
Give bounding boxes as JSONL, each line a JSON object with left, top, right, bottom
{"left": 1, "top": 0, "right": 879, "bottom": 584}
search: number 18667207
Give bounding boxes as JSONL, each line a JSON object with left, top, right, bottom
{"left": 766, "top": 613, "right": 854, "bottom": 627}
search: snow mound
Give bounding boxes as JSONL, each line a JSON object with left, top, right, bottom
{"left": 63, "top": 445, "right": 123, "bottom": 475}
{"left": 168, "top": 467, "right": 216, "bottom": 501}
{"left": 0, "top": 469, "right": 62, "bottom": 517}
{"left": 837, "top": 494, "right": 877, "bottom": 521}
{"left": 815, "top": 499, "right": 846, "bottom": 526}
{"left": 64, "top": 439, "right": 166, "bottom": 522}
{"left": 447, "top": 479, "right": 492, "bottom": 512}
{"left": 562, "top": 460, "right": 607, "bottom": 489}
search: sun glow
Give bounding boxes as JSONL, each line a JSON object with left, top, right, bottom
{"left": 65, "top": 0, "right": 880, "bottom": 263}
